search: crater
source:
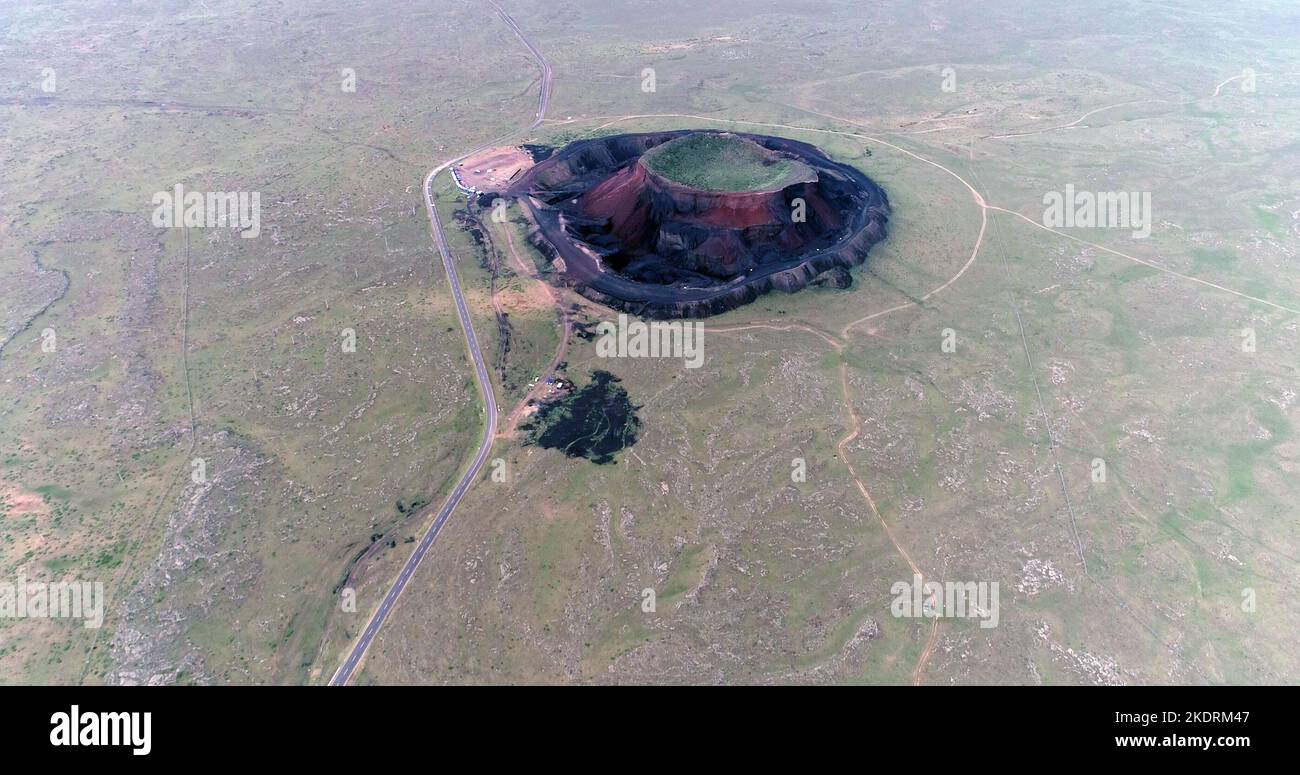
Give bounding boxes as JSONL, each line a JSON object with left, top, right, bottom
{"left": 640, "top": 132, "right": 816, "bottom": 193}
{"left": 507, "top": 130, "right": 890, "bottom": 318}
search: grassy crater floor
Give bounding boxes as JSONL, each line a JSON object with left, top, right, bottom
{"left": 641, "top": 132, "right": 815, "bottom": 192}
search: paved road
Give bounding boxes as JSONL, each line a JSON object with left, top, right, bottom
{"left": 489, "top": 0, "right": 552, "bottom": 131}
{"left": 329, "top": 0, "right": 551, "bottom": 686}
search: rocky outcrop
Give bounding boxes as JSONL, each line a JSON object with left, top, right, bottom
{"left": 509, "top": 130, "right": 890, "bottom": 319}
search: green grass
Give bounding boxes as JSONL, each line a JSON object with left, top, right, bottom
{"left": 1253, "top": 205, "right": 1284, "bottom": 239}
{"left": 641, "top": 133, "right": 814, "bottom": 192}
{"left": 1191, "top": 247, "right": 1237, "bottom": 273}
{"left": 1224, "top": 401, "right": 1290, "bottom": 502}
{"left": 34, "top": 484, "right": 73, "bottom": 502}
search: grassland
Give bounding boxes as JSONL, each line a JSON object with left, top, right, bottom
{"left": 355, "top": 0, "right": 1300, "bottom": 685}
{"left": 4, "top": 0, "right": 1299, "bottom": 686}
{"left": 0, "top": 0, "right": 543, "bottom": 684}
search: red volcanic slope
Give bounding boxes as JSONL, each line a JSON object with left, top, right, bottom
{"left": 580, "top": 162, "right": 655, "bottom": 244}
{"left": 582, "top": 158, "right": 791, "bottom": 231}
{"left": 578, "top": 153, "right": 848, "bottom": 279}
